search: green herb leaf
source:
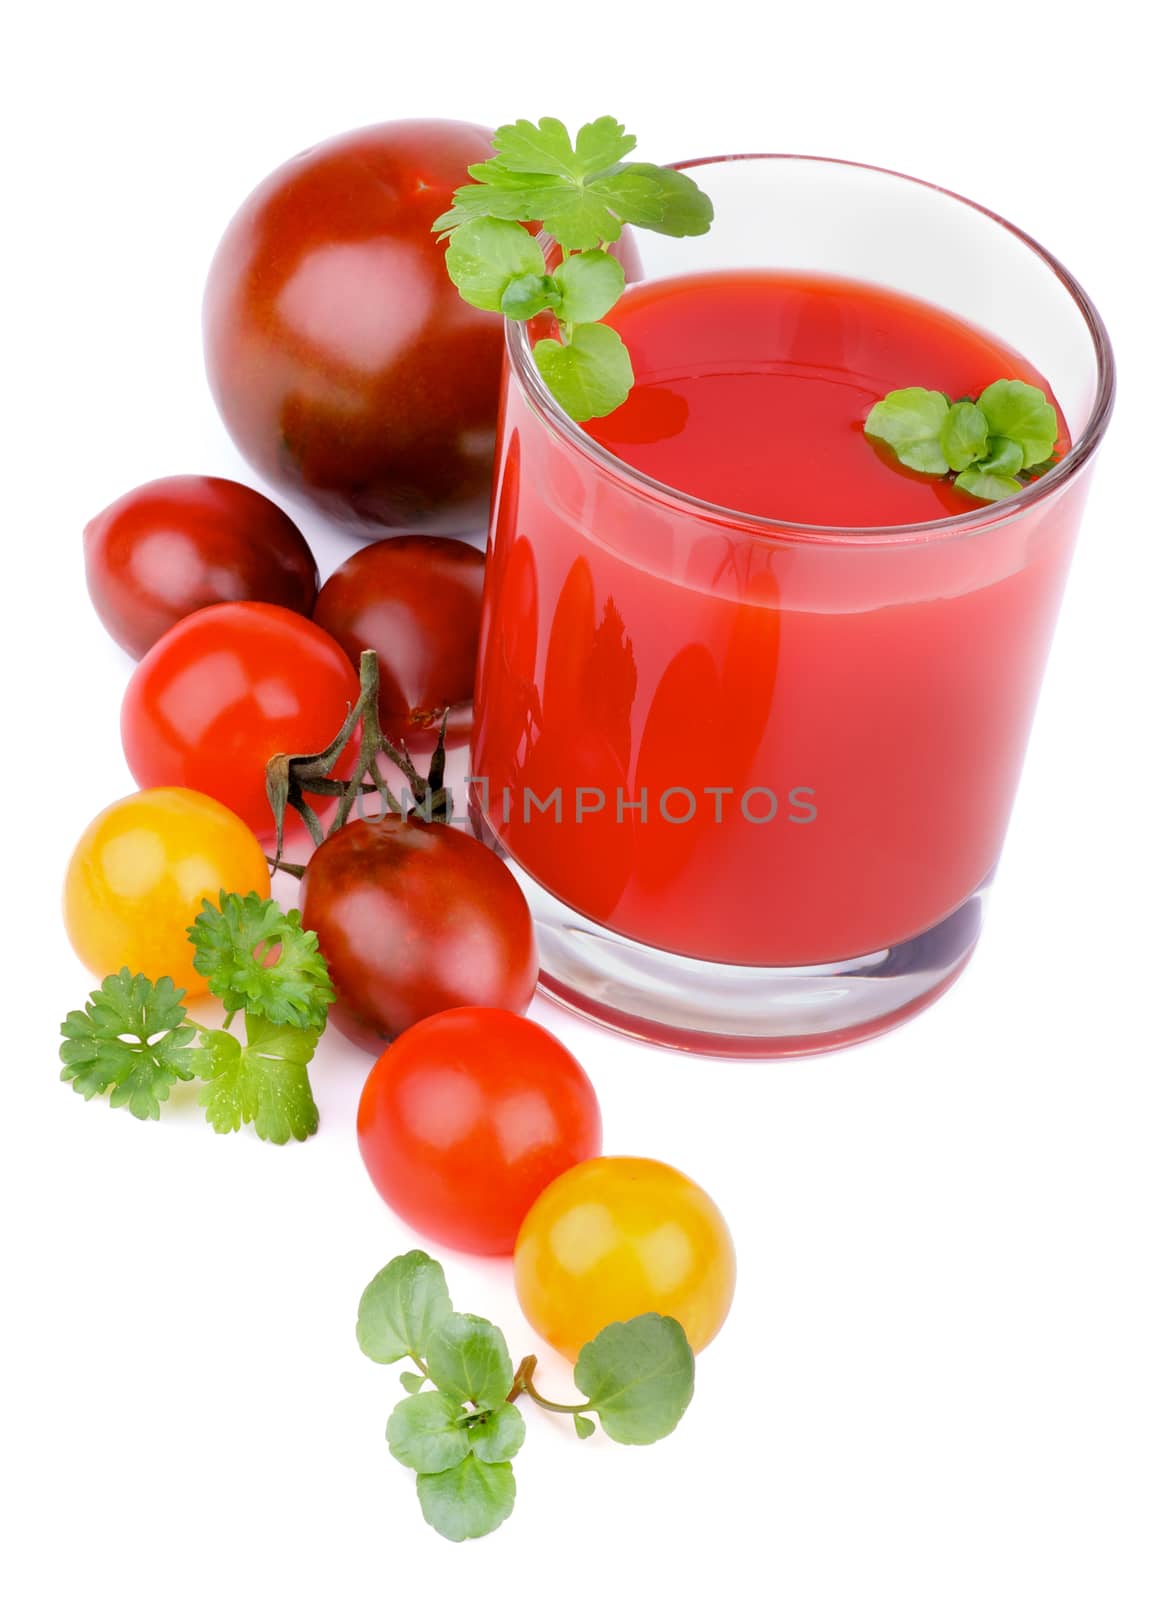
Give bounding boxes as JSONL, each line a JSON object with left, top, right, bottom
{"left": 193, "top": 1014, "right": 320, "bottom": 1144}
{"left": 953, "top": 465, "right": 1024, "bottom": 501}
{"left": 486, "top": 115, "right": 636, "bottom": 181}
{"left": 588, "top": 163, "right": 714, "bottom": 237}
{"left": 863, "top": 388, "right": 950, "bottom": 475}
{"left": 552, "top": 250, "right": 626, "bottom": 323}
{"left": 574, "top": 1314, "right": 695, "bottom": 1445}
{"left": 59, "top": 970, "right": 198, "bottom": 1121}
{"left": 416, "top": 1456, "right": 516, "bottom": 1543}
{"left": 437, "top": 176, "right": 622, "bottom": 253}
{"left": 187, "top": 892, "right": 334, "bottom": 1031}
{"left": 356, "top": 1251, "right": 453, "bottom": 1365}
{"left": 426, "top": 1313, "right": 513, "bottom": 1410}
{"left": 467, "top": 1403, "right": 525, "bottom": 1464}
{"left": 533, "top": 322, "right": 634, "bottom": 421}
{"left": 980, "top": 436, "right": 1025, "bottom": 477}
{"left": 499, "top": 272, "right": 562, "bottom": 319}
{"left": 939, "top": 399, "right": 990, "bottom": 471}
{"left": 573, "top": 1413, "right": 597, "bottom": 1440}
{"left": 977, "top": 379, "right": 1058, "bottom": 467}
{"left": 400, "top": 1370, "right": 426, "bottom": 1395}
{"left": 387, "top": 1392, "right": 471, "bottom": 1475}
{"left": 442, "top": 217, "right": 547, "bottom": 313}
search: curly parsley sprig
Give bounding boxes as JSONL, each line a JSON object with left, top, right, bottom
{"left": 357, "top": 1250, "right": 696, "bottom": 1542}
{"left": 865, "top": 378, "right": 1060, "bottom": 502}
{"left": 433, "top": 116, "right": 713, "bottom": 422}
{"left": 59, "top": 894, "right": 332, "bottom": 1142}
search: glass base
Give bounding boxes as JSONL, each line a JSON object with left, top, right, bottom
{"left": 472, "top": 808, "right": 986, "bottom": 1057}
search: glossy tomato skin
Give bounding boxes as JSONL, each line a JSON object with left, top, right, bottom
{"left": 83, "top": 476, "right": 318, "bottom": 659}
{"left": 357, "top": 1007, "right": 601, "bottom": 1254}
{"left": 202, "top": 120, "right": 501, "bottom": 534}
{"left": 121, "top": 601, "right": 360, "bottom": 837}
{"left": 313, "top": 535, "right": 485, "bottom": 750}
{"left": 514, "top": 1156, "right": 736, "bottom": 1360}
{"left": 300, "top": 817, "right": 538, "bottom": 1052}
{"left": 63, "top": 787, "right": 270, "bottom": 993}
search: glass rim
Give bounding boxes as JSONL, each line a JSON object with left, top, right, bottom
{"left": 503, "top": 151, "right": 1116, "bottom": 548}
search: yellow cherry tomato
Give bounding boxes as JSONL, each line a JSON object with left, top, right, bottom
{"left": 63, "top": 787, "right": 270, "bottom": 994}
{"left": 514, "top": 1156, "right": 735, "bottom": 1360}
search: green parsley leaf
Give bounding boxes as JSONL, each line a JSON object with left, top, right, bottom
{"left": 533, "top": 322, "right": 634, "bottom": 421}
{"left": 387, "top": 1391, "right": 471, "bottom": 1475}
{"left": 426, "top": 1313, "right": 514, "bottom": 1410}
{"left": 442, "top": 217, "right": 547, "bottom": 313}
{"left": 499, "top": 272, "right": 562, "bottom": 319}
{"left": 977, "top": 379, "right": 1058, "bottom": 467}
{"left": 552, "top": 249, "right": 626, "bottom": 323}
{"left": 574, "top": 1314, "right": 695, "bottom": 1445}
{"left": 416, "top": 1456, "right": 516, "bottom": 1543}
{"left": 400, "top": 1370, "right": 426, "bottom": 1395}
{"left": 187, "top": 892, "right": 334, "bottom": 1031}
{"left": 489, "top": 115, "right": 636, "bottom": 180}
{"left": 573, "top": 1413, "right": 597, "bottom": 1440}
{"left": 437, "top": 176, "right": 622, "bottom": 253}
{"left": 863, "top": 387, "right": 950, "bottom": 475}
{"left": 59, "top": 970, "right": 198, "bottom": 1121}
{"left": 194, "top": 1014, "right": 320, "bottom": 1144}
{"left": 356, "top": 1251, "right": 453, "bottom": 1365}
{"left": 588, "top": 163, "right": 714, "bottom": 237}
{"left": 467, "top": 1403, "right": 525, "bottom": 1464}
{"left": 939, "top": 399, "right": 990, "bottom": 472}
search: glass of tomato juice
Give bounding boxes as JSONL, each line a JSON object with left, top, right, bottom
{"left": 469, "top": 155, "right": 1115, "bottom": 1055}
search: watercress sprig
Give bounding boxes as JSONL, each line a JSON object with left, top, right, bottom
{"left": 865, "top": 379, "right": 1060, "bottom": 502}
{"left": 357, "top": 1250, "right": 696, "bottom": 1542}
{"left": 433, "top": 116, "right": 714, "bottom": 422}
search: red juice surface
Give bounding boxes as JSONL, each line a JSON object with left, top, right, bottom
{"left": 472, "top": 271, "right": 1084, "bottom": 966}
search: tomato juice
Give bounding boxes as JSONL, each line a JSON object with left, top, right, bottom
{"left": 472, "top": 270, "right": 1088, "bottom": 968}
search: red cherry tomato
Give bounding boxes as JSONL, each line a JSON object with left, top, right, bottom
{"left": 202, "top": 120, "right": 501, "bottom": 534}
{"left": 300, "top": 816, "right": 538, "bottom": 1052}
{"left": 313, "top": 535, "right": 485, "bottom": 750}
{"left": 83, "top": 476, "right": 318, "bottom": 658}
{"left": 121, "top": 601, "right": 359, "bottom": 836}
{"left": 357, "top": 1008, "right": 601, "bottom": 1254}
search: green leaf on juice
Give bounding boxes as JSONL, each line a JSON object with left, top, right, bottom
{"left": 533, "top": 322, "right": 634, "bottom": 420}
{"left": 977, "top": 379, "right": 1058, "bottom": 467}
{"left": 574, "top": 1314, "right": 695, "bottom": 1445}
{"left": 953, "top": 465, "right": 1024, "bottom": 501}
{"left": 863, "top": 387, "right": 951, "bottom": 474}
{"left": 356, "top": 1251, "right": 453, "bottom": 1365}
{"left": 939, "top": 399, "right": 990, "bottom": 471}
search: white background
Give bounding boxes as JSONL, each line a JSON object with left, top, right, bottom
{"left": 4, "top": 3, "right": 1163, "bottom": 1595}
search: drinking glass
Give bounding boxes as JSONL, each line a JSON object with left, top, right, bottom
{"left": 469, "top": 155, "right": 1115, "bottom": 1056}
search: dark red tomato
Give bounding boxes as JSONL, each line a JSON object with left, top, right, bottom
{"left": 357, "top": 1007, "right": 601, "bottom": 1254}
{"left": 83, "top": 476, "right": 318, "bottom": 659}
{"left": 202, "top": 120, "right": 501, "bottom": 534}
{"left": 300, "top": 816, "right": 538, "bottom": 1052}
{"left": 121, "top": 601, "right": 359, "bottom": 836}
{"left": 313, "top": 535, "right": 485, "bottom": 751}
